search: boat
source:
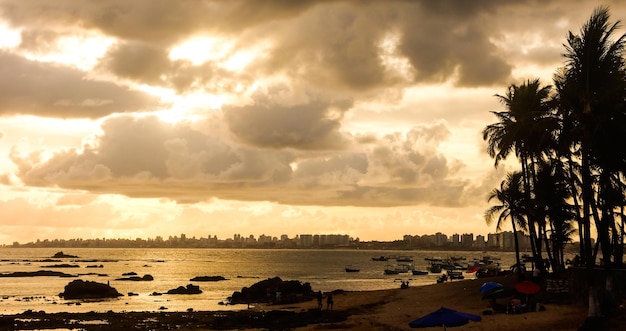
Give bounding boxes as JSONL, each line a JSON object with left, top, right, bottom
{"left": 395, "top": 256, "right": 414, "bottom": 263}
{"left": 411, "top": 269, "right": 428, "bottom": 276}
{"left": 447, "top": 270, "right": 465, "bottom": 280}
{"left": 384, "top": 263, "right": 413, "bottom": 275}
{"left": 345, "top": 264, "right": 360, "bottom": 272}
{"left": 425, "top": 257, "right": 443, "bottom": 273}
{"left": 429, "top": 264, "right": 442, "bottom": 273}
{"left": 384, "top": 268, "right": 401, "bottom": 275}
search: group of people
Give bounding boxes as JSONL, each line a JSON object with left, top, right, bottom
{"left": 316, "top": 291, "right": 333, "bottom": 310}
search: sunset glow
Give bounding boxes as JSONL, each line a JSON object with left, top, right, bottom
{"left": 0, "top": 1, "right": 623, "bottom": 245}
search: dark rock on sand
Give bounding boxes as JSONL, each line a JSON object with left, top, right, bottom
{"left": 52, "top": 252, "right": 78, "bottom": 258}
{"left": 59, "top": 280, "right": 123, "bottom": 299}
{"left": 122, "top": 272, "right": 137, "bottom": 276}
{"left": 228, "top": 276, "right": 313, "bottom": 304}
{"left": 190, "top": 275, "right": 227, "bottom": 282}
{"left": 0, "top": 270, "right": 76, "bottom": 278}
{"left": 166, "top": 284, "right": 202, "bottom": 295}
{"left": 115, "top": 274, "right": 154, "bottom": 281}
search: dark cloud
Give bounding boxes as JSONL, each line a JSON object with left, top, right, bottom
{"left": 100, "top": 41, "right": 172, "bottom": 85}
{"left": 1, "top": 0, "right": 522, "bottom": 95}
{"left": 0, "top": 0, "right": 209, "bottom": 44}
{"left": 0, "top": 51, "right": 163, "bottom": 118}
{"left": 98, "top": 41, "right": 243, "bottom": 94}
{"left": 224, "top": 86, "right": 352, "bottom": 150}
{"left": 398, "top": 6, "right": 512, "bottom": 86}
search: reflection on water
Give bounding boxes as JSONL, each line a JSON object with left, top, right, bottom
{"left": 0, "top": 248, "right": 518, "bottom": 314}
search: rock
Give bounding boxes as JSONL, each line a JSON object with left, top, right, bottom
{"left": 190, "top": 275, "right": 227, "bottom": 282}
{"left": 0, "top": 270, "right": 76, "bottom": 278}
{"left": 122, "top": 272, "right": 137, "bottom": 276}
{"left": 41, "top": 264, "right": 80, "bottom": 268}
{"left": 166, "top": 284, "right": 202, "bottom": 295}
{"left": 115, "top": 274, "right": 154, "bottom": 281}
{"left": 228, "top": 277, "right": 313, "bottom": 304}
{"left": 52, "top": 252, "right": 79, "bottom": 258}
{"left": 59, "top": 280, "right": 123, "bottom": 299}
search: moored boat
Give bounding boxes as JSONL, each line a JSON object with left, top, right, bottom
{"left": 384, "top": 263, "right": 413, "bottom": 275}
{"left": 395, "top": 256, "right": 414, "bottom": 263}
{"left": 345, "top": 264, "right": 360, "bottom": 272}
{"left": 447, "top": 270, "right": 464, "bottom": 280}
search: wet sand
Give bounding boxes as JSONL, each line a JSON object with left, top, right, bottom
{"left": 6, "top": 275, "right": 626, "bottom": 330}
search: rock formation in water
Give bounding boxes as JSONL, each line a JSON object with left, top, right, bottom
{"left": 115, "top": 274, "right": 154, "bottom": 281}
{"left": 228, "top": 277, "right": 313, "bottom": 304}
{"left": 190, "top": 275, "right": 227, "bottom": 281}
{"left": 52, "top": 251, "right": 79, "bottom": 258}
{"left": 59, "top": 280, "right": 123, "bottom": 299}
{"left": 0, "top": 270, "right": 76, "bottom": 278}
{"left": 166, "top": 284, "right": 202, "bottom": 294}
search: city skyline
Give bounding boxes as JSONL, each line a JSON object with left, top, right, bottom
{"left": 6, "top": 229, "right": 533, "bottom": 250}
{"left": 0, "top": 1, "right": 622, "bottom": 245}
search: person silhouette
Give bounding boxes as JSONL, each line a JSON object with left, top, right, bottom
{"left": 317, "top": 291, "right": 323, "bottom": 309}
{"left": 326, "top": 292, "right": 334, "bottom": 310}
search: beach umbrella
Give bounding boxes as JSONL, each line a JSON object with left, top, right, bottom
{"left": 482, "top": 286, "right": 515, "bottom": 300}
{"left": 514, "top": 280, "right": 541, "bottom": 295}
{"left": 479, "top": 281, "right": 503, "bottom": 294}
{"left": 408, "top": 307, "right": 481, "bottom": 330}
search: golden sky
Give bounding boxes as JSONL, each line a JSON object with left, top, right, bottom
{"left": 0, "top": 0, "right": 623, "bottom": 244}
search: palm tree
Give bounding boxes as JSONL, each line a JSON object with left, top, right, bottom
{"left": 554, "top": 5, "right": 626, "bottom": 319}
{"left": 485, "top": 171, "right": 527, "bottom": 280}
{"left": 483, "top": 79, "right": 557, "bottom": 271}
{"left": 533, "top": 159, "right": 576, "bottom": 274}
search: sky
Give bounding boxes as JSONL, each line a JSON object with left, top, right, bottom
{"left": 0, "top": 0, "right": 625, "bottom": 245}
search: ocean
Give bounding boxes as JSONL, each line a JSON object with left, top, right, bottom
{"left": 0, "top": 248, "right": 517, "bottom": 315}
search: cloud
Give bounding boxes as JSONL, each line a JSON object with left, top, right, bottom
{"left": 10, "top": 113, "right": 488, "bottom": 207}
{"left": 1, "top": 0, "right": 532, "bottom": 98}
{"left": 224, "top": 85, "right": 352, "bottom": 150}
{"left": 0, "top": 51, "right": 163, "bottom": 118}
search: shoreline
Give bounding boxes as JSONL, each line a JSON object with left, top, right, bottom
{"left": 6, "top": 275, "right": 624, "bottom": 330}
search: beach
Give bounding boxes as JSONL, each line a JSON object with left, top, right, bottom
{"left": 8, "top": 274, "right": 625, "bottom": 330}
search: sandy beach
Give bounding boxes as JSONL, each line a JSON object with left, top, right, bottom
{"left": 7, "top": 274, "right": 626, "bottom": 330}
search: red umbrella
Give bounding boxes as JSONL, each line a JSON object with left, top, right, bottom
{"left": 514, "top": 280, "right": 540, "bottom": 294}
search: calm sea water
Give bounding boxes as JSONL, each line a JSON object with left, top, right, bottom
{"left": 0, "top": 248, "right": 517, "bottom": 314}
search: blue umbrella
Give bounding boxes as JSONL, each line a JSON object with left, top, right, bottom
{"left": 479, "top": 281, "right": 503, "bottom": 294}
{"left": 408, "top": 307, "right": 481, "bottom": 330}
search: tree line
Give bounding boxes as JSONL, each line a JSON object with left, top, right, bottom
{"left": 483, "top": 6, "right": 626, "bottom": 322}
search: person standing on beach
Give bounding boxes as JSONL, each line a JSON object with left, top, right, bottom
{"left": 317, "top": 291, "right": 323, "bottom": 309}
{"left": 326, "top": 292, "right": 333, "bottom": 310}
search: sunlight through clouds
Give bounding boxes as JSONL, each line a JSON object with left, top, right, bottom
{"left": 0, "top": 1, "right": 623, "bottom": 243}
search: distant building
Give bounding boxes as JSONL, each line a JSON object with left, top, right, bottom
{"left": 299, "top": 234, "right": 313, "bottom": 247}
{"left": 461, "top": 233, "right": 473, "bottom": 247}
{"left": 475, "top": 235, "right": 486, "bottom": 248}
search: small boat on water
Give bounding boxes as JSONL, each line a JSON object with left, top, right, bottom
{"left": 395, "top": 256, "right": 414, "bottom": 263}
{"left": 384, "top": 263, "right": 413, "bottom": 275}
{"left": 345, "top": 264, "right": 360, "bottom": 272}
